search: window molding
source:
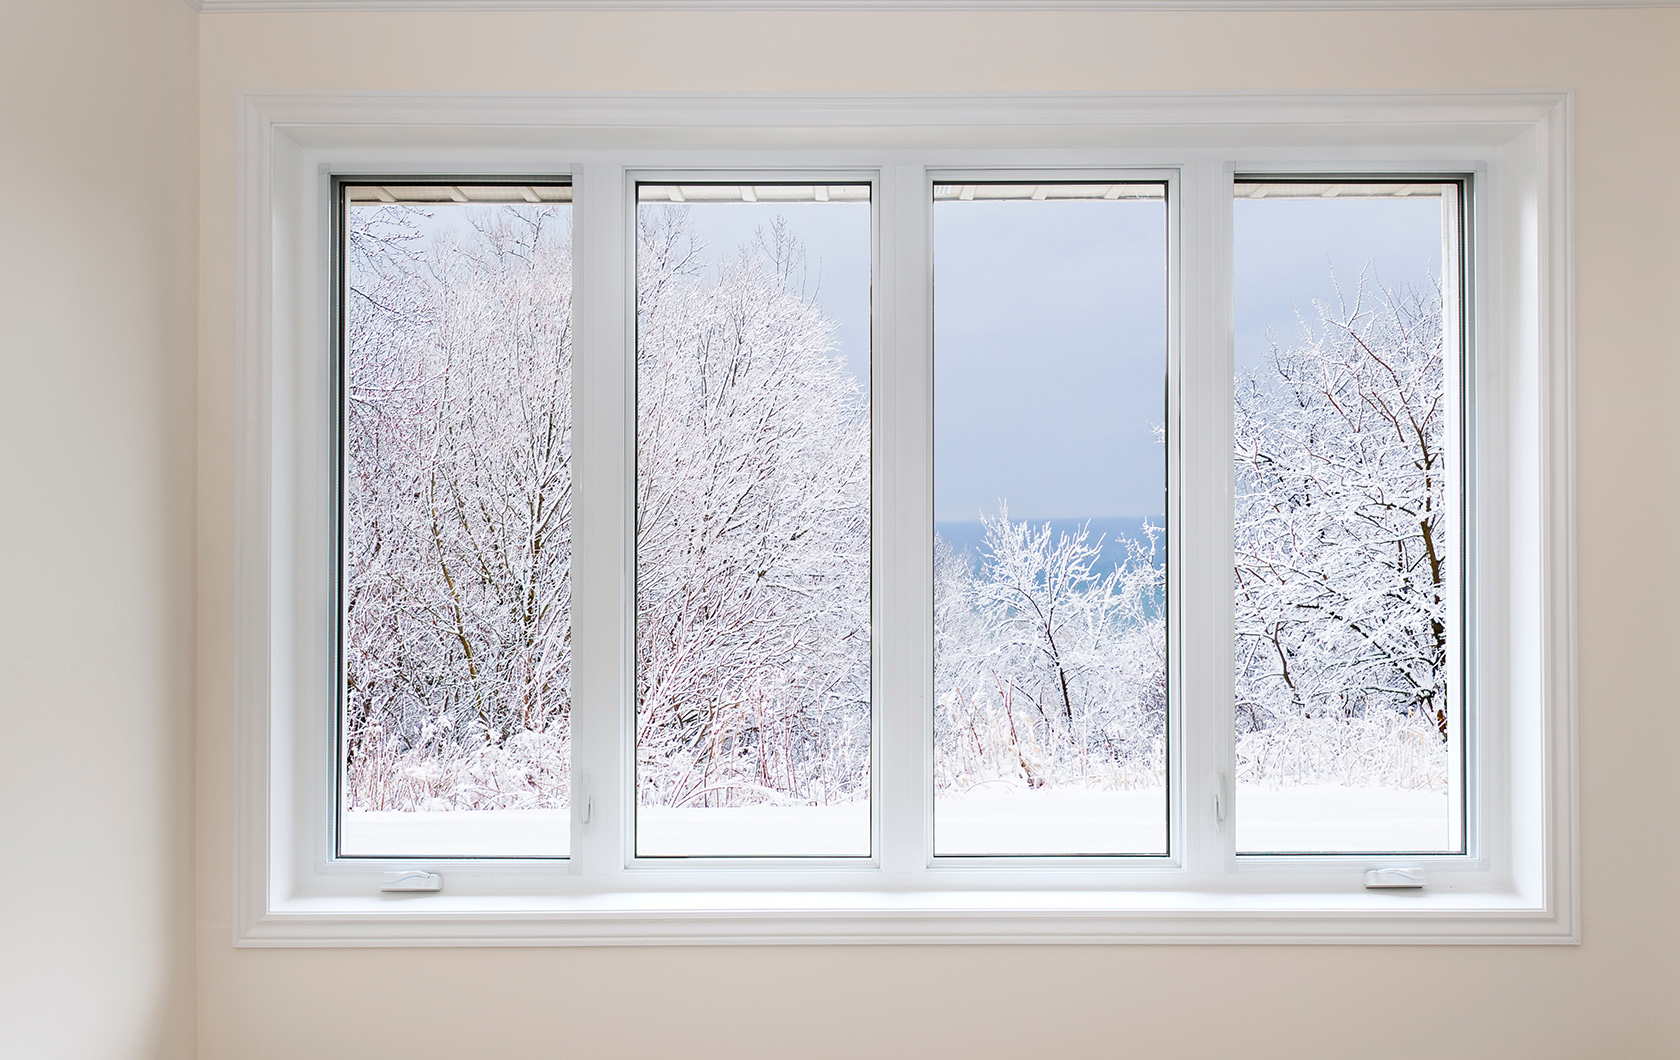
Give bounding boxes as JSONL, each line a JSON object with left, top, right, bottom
{"left": 233, "top": 89, "right": 1576, "bottom": 946}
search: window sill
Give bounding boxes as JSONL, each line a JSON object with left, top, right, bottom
{"left": 240, "top": 884, "right": 1573, "bottom": 946}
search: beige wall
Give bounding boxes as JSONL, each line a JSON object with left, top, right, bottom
{"left": 12, "top": 4, "right": 1677, "bottom": 1059}
{"left": 0, "top": 1, "right": 199, "bottom": 1058}
{"left": 192, "top": 10, "right": 1680, "bottom": 1059}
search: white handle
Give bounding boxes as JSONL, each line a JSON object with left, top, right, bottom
{"left": 380, "top": 869, "right": 442, "bottom": 892}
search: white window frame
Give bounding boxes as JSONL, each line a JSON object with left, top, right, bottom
{"left": 234, "top": 90, "right": 1576, "bottom": 945}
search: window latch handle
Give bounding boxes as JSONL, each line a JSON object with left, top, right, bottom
{"left": 1365, "top": 868, "right": 1427, "bottom": 889}
{"left": 380, "top": 869, "right": 442, "bottom": 892}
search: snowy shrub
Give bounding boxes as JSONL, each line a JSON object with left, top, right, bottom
{"left": 343, "top": 203, "right": 574, "bottom": 811}
{"left": 934, "top": 513, "right": 1167, "bottom": 794}
{"left": 1234, "top": 278, "right": 1452, "bottom": 790}
{"left": 342, "top": 200, "right": 1451, "bottom": 814}
{"left": 634, "top": 209, "right": 871, "bottom": 809}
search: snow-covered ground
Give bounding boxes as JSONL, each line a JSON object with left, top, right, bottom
{"left": 340, "top": 803, "right": 872, "bottom": 858}
{"left": 341, "top": 808, "right": 571, "bottom": 858}
{"left": 342, "top": 783, "right": 1453, "bottom": 858}
{"left": 639, "top": 803, "right": 870, "bottom": 857}
{"left": 1236, "top": 784, "right": 1453, "bottom": 852}
{"left": 935, "top": 786, "right": 1166, "bottom": 855}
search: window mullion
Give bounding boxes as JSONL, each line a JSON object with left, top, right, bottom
{"left": 877, "top": 162, "right": 933, "bottom": 877}
{"left": 1176, "top": 161, "right": 1237, "bottom": 877}
{"left": 568, "top": 161, "right": 630, "bottom": 879}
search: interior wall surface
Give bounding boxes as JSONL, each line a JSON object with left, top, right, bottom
{"left": 0, "top": 1, "right": 199, "bottom": 1058}
{"left": 196, "top": 9, "right": 1679, "bottom": 1060}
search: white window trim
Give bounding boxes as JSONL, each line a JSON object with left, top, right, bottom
{"left": 233, "top": 89, "right": 1576, "bottom": 946}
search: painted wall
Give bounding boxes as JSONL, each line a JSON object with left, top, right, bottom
{"left": 194, "top": 5, "right": 1680, "bottom": 1058}
{"left": 0, "top": 1, "right": 199, "bottom": 1058}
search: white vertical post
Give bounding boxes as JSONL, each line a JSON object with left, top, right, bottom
{"left": 1178, "top": 161, "right": 1236, "bottom": 875}
{"left": 877, "top": 163, "right": 932, "bottom": 877}
{"left": 568, "top": 161, "right": 630, "bottom": 878}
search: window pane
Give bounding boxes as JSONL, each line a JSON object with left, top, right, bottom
{"left": 340, "top": 184, "right": 575, "bottom": 858}
{"left": 933, "top": 183, "right": 1168, "bottom": 856}
{"left": 1233, "top": 181, "right": 1463, "bottom": 854}
{"left": 635, "top": 184, "right": 872, "bottom": 857}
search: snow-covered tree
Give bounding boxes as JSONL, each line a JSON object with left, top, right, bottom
{"left": 934, "top": 511, "right": 1166, "bottom": 794}
{"left": 340, "top": 202, "right": 1448, "bottom": 817}
{"left": 343, "top": 202, "right": 573, "bottom": 811}
{"left": 634, "top": 208, "right": 872, "bottom": 809}
{"left": 1233, "top": 276, "right": 1451, "bottom": 790}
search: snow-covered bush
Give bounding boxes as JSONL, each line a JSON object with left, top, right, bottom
{"left": 634, "top": 209, "right": 871, "bottom": 809}
{"left": 1234, "top": 278, "right": 1451, "bottom": 790}
{"left": 342, "top": 200, "right": 1450, "bottom": 814}
{"left": 343, "top": 202, "right": 574, "bottom": 811}
{"left": 934, "top": 512, "right": 1167, "bottom": 794}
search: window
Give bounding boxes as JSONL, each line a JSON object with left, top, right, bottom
{"left": 1230, "top": 180, "right": 1466, "bottom": 855}
{"left": 338, "top": 182, "right": 574, "bottom": 860}
{"left": 932, "top": 182, "right": 1167, "bottom": 856}
{"left": 238, "top": 92, "right": 1576, "bottom": 946}
{"left": 632, "top": 183, "right": 873, "bottom": 857}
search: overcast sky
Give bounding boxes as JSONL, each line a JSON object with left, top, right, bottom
{"left": 637, "top": 190, "right": 1447, "bottom": 526}
{"left": 1235, "top": 194, "right": 1446, "bottom": 375}
{"left": 934, "top": 197, "right": 1167, "bottom": 523}
{"left": 674, "top": 199, "right": 873, "bottom": 384}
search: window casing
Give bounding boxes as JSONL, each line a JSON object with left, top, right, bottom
{"left": 235, "top": 91, "right": 1576, "bottom": 945}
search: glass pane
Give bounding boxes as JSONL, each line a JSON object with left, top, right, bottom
{"left": 1232, "top": 180, "right": 1464, "bottom": 854}
{"left": 933, "top": 183, "right": 1168, "bottom": 856}
{"left": 635, "top": 184, "right": 872, "bottom": 857}
{"left": 340, "top": 184, "right": 575, "bottom": 858}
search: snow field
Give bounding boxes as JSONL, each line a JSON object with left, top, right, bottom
{"left": 342, "top": 808, "right": 570, "bottom": 858}
{"left": 343, "top": 783, "right": 1451, "bottom": 858}
{"left": 1235, "top": 784, "right": 1453, "bottom": 853}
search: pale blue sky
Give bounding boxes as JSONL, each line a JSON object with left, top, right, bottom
{"left": 935, "top": 197, "right": 1167, "bottom": 523}
{"left": 675, "top": 199, "right": 872, "bottom": 384}
{"left": 1235, "top": 194, "right": 1446, "bottom": 374}
{"left": 628, "top": 190, "right": 1448, "bottom": 529}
